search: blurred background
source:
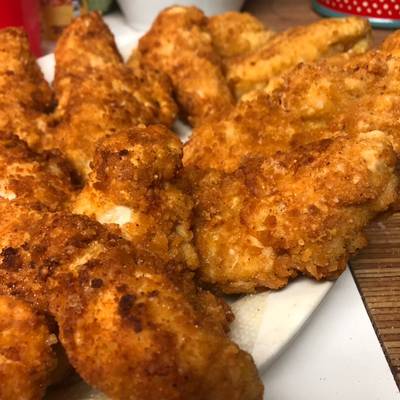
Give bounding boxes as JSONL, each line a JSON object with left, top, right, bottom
{"left": 0, "top": 0, "right": 397, "bottom": 56}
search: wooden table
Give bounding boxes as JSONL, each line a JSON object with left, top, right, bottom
{"left": 243, "top": 0, "right": 400, "bottom": 387}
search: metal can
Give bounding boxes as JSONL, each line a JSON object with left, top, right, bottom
{"left": 312, "top": 0, "right": 400, "bottom": 29}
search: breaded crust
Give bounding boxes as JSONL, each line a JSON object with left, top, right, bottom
{"left": 0, "top": 295, "right": 57, "bottom": 400}
{"left": 0, "top": 28, "right": 54, "bottom": 148}
{"left": 73, "top": 125, "right": 198, "bottom": 269}
{"left": 47, "top": 12, "right": 178, "bottom": 178}
{"left": 0, "top": 205, "right": 263, "bottom": 400}
{"left": 208, "top": 11, "right": 275, "bottom": 58}
{"left": 187, "top": 133, "right": 399, "bottom": 293}
{"left": 0, "top": 132, "right": 77, "bottom": 211}
{"left": 226, "top": 17, "right": 372, "bottom": 97}
{"left": 138, "top": 6, "right": 234, "bottom": 126}
{"left": 127, "top": 53, "right": 178, "bottom": 127}
{"left": 184, "top": 50, "right": 400, "bottom": 172}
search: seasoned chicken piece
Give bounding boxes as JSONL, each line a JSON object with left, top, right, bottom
{"left": 0, "top": 28, "right": 54, "bottom": 148}
{"left": 0, "top": 205, "right": 263, "bottom": 400}
{"left": 0, "top": 132, "right": 77, "bottom": 308}
{"left": 73, "top": 125, "right": 198, "bottom": 269}
{"left": 208, "top": 11, "right": 275, "bottom": 59}
{"left": 187, "top": 132, "right": 399, "bottom": 293}
{"left": 381, "top": 29, "right": 400, "bottom": 57}
{"left": 126, "top": 53, "right": 178, "bottom": 127}
{"left": 226, "top": 17, "right": 372, "bottom": 97}
{"left": 53, "top": 11, "right": 122, "bottom": 95}
{"left": 0, "top": 295, "right": 57, "bottom": 400}
{"left": 138, "top": 6, "right": 234, "bottom": 126}
{"left": 47, "top": 12, "right": 176, "bottom": 178}
{"left": 0, "top": 132, "right": 77, "bottom": 211}
{"left": 184, "top": 50, "right": 400, "bottom": 172}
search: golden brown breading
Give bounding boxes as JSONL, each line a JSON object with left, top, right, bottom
{"left": 72, "top": 125, "right": 198, "bottom": 270}
{"left": 53, "top": 11, "right": 122, "bottom": 96}
{"left": 381, "top": 29, "right": 400, "bottom": 57}
{"left": 46, "top": 12, "right": 177, "bottom": 178}
{"left": 226, "top": 17, "right": 372, "bottom": 97}
{"left": 138, "top": 6, "right": 234, "bottom": 126}
{"left": 184, "top": 50, "right": 400, "bottom": 172}
{"left": 126, "top": 53, "right": 178, "bottom": 127}
{"left": 187, "top": 132, "right": 399, "bottom": 293}
{"left": 0, "top": 205, "right": 263, "bottom": 400}
{"left": 0, "top": 295, "right": 57, "bottom": 400}
{"left": 208, "top": 11, "right": 275, "bottom": 59}
{"left": 0, "top": 132, "right": 77, "bottom": 211}
{"left": 0, "top": 28, "right": 54, "bottom": 148}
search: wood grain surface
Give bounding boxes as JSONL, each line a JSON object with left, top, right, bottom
{"left": 243, "top": 0, "right": 400, "bottom": 387}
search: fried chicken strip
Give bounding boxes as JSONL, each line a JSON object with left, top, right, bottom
{"left": 47, "top": 12, "right": 176, "bottom": 178}
{"left": 0, "top": 128, "right": 261, "bottom": 399}
{"left": 0, "top": 132, "right": 77, "bottom": 211}
{"left": 0, "top": 295, "right": 57, "bottom": 400}
{"left": 226, "top": 17, "right": 371, "bottom": 97}
{"left": 0, "top": 204, "right": 263, "bottom": 400}
{"left": 0, "top": 28, "right": 54, "bottom": 148}
{"left": 187, "top": 132, "right": 399, "bottom": 293}
{"left": 381, "top": 29, "right": 400, "bottom": 57}
{"left": 72, "top": 125, "right": 198, "bottom": 270}
{"left": 184, "top": 49, "right": 400, "bottom": 172}
{"left": 0, "top": 132, "right": 78, "bottom": 398}
{"left": 137, "top": 6, "right": 234, "bottom": 126}
{"left": 126, "top": 52, "right": 178, "bottom": 127}
{"left": 208, "top": 11, "right": 275, "bottom": 59}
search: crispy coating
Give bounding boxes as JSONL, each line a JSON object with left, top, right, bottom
{"left": 226, "top": 17, "right": 372, "bottom": 97}
{"left": 208, "top": 11, "right": 275, "bottom": 59}
{"left": 72, "top": 125, "right": 198, "bottom": 269}
{"left": 187, "top": 132, "right": 399, "bottom": 293}
{"left": 0, "top": 205, "right": 263, "bottom": 400}
{"left": 0, "top": 132, "right": 77, "bottom": 211}
{"left": 138, "top": 6, "right": 234, "bottom": 126}
{"left": 126, "top": 53, "right": 178, "bottom": 127}
{"left": 184, "top": 50, "right": 400, "bottom": 172}
{"left": 381, "top": 29, "right": 400, "bottom": 57}
{"left": 0, "top": 28, "right": 54, "bottom": 148}
{"left": 0, "top": 295, "right": 57, "bottom": 400}
{"left": 53, "top": 11, "right": 122, "bottom": 95}
{"left": 47, "top": 12, "right": 177, "bottom": 178}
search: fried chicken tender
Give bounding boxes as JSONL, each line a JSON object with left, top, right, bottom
{"left": 187, "top": 132, "right": 399, "bottom": 293}
{"left": 0, "top": 28, "right": 54, "bottom": 148}
{"left": 138, "top": 6, "right": 234, "bottom": 126}
{"left": 0, "top": 204, "right": 263, "bottom": 400}
{"left": 0, "top": 132, "right": 77, "bottom": 211}
{"left": 208, "top": 11, "right": 275, "bottom": 59}
{"left": 381, "top": 29, "right": 400, "bottom": 57}
{"left": 184, "top": 49, "right": 400, "bottom": 172}
{"left": 0, "top": 295, "right": 57, "bottom": 400}
{"left": 226, "top": 17, "right": 372, "bottom": 97}
{"left": 126, "top": 53, "right": 178, "bottom": 127}
{"left": 72, "top": 125, "right": 198, "bottom": 269}
{"left": 47, "top": 12, "right": 177, "bottom": 178}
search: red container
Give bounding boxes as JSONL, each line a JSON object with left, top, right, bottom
{"left": 312, "top": 0, "right": 400, "bottom": 29}
{"left": 0, "top": 0, "right": 42, "bottom": 56}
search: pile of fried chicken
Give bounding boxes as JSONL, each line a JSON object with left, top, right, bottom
{"left": 1, "top": 6, "right": 400, "bottom": 399}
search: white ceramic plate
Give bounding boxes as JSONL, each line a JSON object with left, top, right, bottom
{"left": 39, "top": 34, "right": 334, "bottom": 399}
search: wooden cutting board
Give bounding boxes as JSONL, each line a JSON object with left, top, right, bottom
{"left": 243, "top": 0, "right": 400, "bottom": 387}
